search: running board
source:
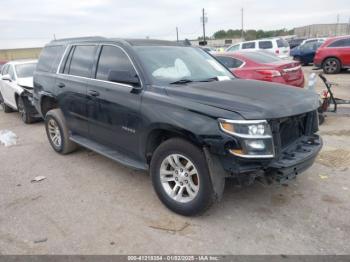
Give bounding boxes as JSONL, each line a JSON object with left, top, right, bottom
{"left": 70, "top": 135, "right": 148, "bottom": 171}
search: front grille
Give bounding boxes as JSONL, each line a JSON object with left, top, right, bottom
{"left": 271, "top": 110, "right": 319, "bottom": 154}
{"left": 279, "top": 114, "right": 308, "bottom": 148}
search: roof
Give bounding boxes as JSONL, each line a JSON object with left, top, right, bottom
{"left": 48, "top": 36, "right": 183, "bottom": 47}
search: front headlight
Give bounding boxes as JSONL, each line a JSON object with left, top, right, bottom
{"left": 219, "top": 119, "right": 275, "bottom": 158}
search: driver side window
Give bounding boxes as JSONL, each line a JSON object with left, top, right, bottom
{"left": 8, "top": 66, "right": 15, "bottom": 80}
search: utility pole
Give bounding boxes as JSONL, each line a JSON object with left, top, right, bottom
{"left": 336, "top": 14, "right": 340, "bottom": 36}
{"left": 176, "top": 27, "right": 179, "bottom": 42}
{"left": 241, "top": 8, "right": 244, "bottom": 40}
{"left": 202, "top": 8, "right": 206, "bottom": 44}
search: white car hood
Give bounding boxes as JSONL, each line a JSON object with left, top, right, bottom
{"left": 17, "top": 77, "right": 34, "bottom": 89}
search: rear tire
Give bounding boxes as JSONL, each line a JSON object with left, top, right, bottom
{"left": 45, "top": 109, "right": 78, "bottom": 154}
{"left": 0, "top": 91, "right": 13, "bottom": 113}
{"left": 17, "top": 96, "right": 35, "bottom": 124}
{"left": 322, "top": 58, "right": 341, "bottom": 74}
{"left": 150, "top": 138, "right": 215, "bottom": 216}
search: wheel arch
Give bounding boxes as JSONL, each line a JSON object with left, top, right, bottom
{"left": 40, "top": 95, "right": 59, "bottom": 117}
{"left": 144, "top": 124, "right": 203, "bottom": 164}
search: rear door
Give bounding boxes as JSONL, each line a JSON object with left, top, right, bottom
{"left": 86, "top": 44, "right": 143, "bottom": 159}
{"left": 56, "top": 45, "right": 97, "bottom": 137}
{"left": 276, "top": 39, "right": 290, "bottom": 57}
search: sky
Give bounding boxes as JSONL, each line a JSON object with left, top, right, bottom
{"left": 0, "top": 0, "right": 349, "bottom": 49}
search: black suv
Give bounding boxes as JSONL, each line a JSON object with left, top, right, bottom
{"left": 34, "top": 37, "right": 322, "bottom": 216}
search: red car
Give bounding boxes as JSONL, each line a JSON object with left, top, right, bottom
{"left": 215, "top": 51, "right": 305, "bottom": 88}
{"left": 314, "top": 35, "right": 350, "bottom": 74}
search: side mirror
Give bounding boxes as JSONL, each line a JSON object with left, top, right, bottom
{"left": 107, "top": 70, "right": 140, "bottom": 86}
{"left": 1, "top": 74, "right": 12, "bottom": 82}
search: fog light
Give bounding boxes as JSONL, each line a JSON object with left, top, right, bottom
{"left": 245, "top": 140, "right": 266, "bottom": 150}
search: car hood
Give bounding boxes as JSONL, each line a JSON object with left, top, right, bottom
{"left": 165, "top": 79, "right": 319, "bottom": 119}
{"left": 17, "top": 77, "right": 33, "bottom": 89}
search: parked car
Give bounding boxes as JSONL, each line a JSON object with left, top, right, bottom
{"left": 215, "top": 51, "right": 304, "bottom": 87}
{"left": 34, "top": 37, "right": 322, "bottom": 216}
{"left": 0, "top": 60, "right": 7, "bottom": 71}
{"left": 288, "top": 37, "right": 306, "bottom": 49}
{"left": 291, "top": 41, "right": 324, "bottom": 65}
{"left": 226, "top": 38, "right": 290, "bottom": 59}
{"left": 0, "top": 60, "right": 40, "bottom": 123}
{"left": 299, "top": 38, "right": 326, "bottom": 46}
{"left": 314, "top": 35, "right": 350, "bottom": 74}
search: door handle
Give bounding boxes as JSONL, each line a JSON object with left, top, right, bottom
{"left": 57, "top": 82, "right": 65, "bottom": 88}
{"left": 88, "top": 90, "right": 100, "bottom": 97}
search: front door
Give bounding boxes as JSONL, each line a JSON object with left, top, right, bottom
{"left": 86, "top": 45, "right": 143, "bottom": 160}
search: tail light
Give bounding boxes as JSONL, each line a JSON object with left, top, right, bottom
{"left": 256, "top": 69, "right": 281, "bottom": 79}
{"left": 275, "top": 49, "right": 280, "bottom": 54}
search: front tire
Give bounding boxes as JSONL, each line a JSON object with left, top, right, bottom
{"left": 150, "top": 138, "right": 215, "bottom": 216}
{"left": 323, "top": 58, "right": 341, "bottom": 74}
{"left": 45, "top": 109, "right": 78, "bottom": 154}
{"left": 17, "top": 96, "right": 35, "bottom": 124}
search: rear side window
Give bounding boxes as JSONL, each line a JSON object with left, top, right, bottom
{"left": 37, "top": 45, "right": 65, "bottom": 73}
{"left": 277, "top": 39, "right": 289, "bottom": 48}
{"left": 216, "top": 56, "right": 243, "bottom": 68}
{"left": 242, "top": 42, "right": 255, "bottom": 49}
{"left": 66, "top": 45, "right": 97, "bottom": 78}
{"left": 258, "top": 41, "right": 273, "bottom": 49}
{"left": 96, "top": 45, "right": 135, "bottom": 81}
{"left": 328, "top": 38, "right": 350, "bottom": 47}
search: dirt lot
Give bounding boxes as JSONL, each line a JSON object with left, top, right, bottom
{"left": 0, "top": 68, "right": 350, "bottom": 255}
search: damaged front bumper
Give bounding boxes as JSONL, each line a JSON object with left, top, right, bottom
{"left": 267, "top": 134, "right": 322, "bottom": 183}
{"left": 216, "top": 134, "right": 322, "bottom": 184}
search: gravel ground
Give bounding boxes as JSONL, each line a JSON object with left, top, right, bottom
{"left": 0, "top": 69, "right": 349, "bottom": 255}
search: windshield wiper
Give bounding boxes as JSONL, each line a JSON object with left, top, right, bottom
{"left": 197, "top": 77, "right": 218, "bottom": 82}
{"left": 170, "top": 79, "right": 194, "bottom": 85}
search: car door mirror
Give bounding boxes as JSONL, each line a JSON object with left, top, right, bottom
{"left": 108, "top": 70, "right": 140, "bottom": 86}
{"left": 1, "top": 74, "right": 12, "bottom": 82}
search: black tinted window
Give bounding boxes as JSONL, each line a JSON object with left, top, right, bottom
{"left": 277, "top": 39, "right": 289, "bottom": 48}
{"left": 259, "top": 41, "right": 273, "bottom": 49}
{"left": 329, "top": 38, "right": 350, "bottom": 47}
{"left": 216, "top": 56, "right": 243, "bottom": 68}
{"left": 37, "top": 45, "right": 65, "bottom": 73}
{"left": 68, "top": 45, "right": 96, "bottom": 78}
{"left": 96, "top": 45, "right": 134, "bottom": 81}
{"left": 242, "top": 42, "right": 255, "bottom": 49}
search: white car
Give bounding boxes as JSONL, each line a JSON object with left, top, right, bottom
{"left": 226, "top": 38, "right": 290, "bottom": 59}
{"left": 0, "top": 60, "right": 39, "bottom": 123}
{"left": 300, "top": 37, "right": 326, "bottom": 46}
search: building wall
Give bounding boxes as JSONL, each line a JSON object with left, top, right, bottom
{"left": 294, "top": 24, "right": 350, "bottom": 38}
{"left": 189, "top": 38, "right": 242, "bottom": 48}
{"left": 0, "top": 47, "right": 42, "bottom": 61}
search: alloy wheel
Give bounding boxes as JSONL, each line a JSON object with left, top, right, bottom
{"left": 17, "top": 98, "right": 26, "bottom": 122}
{"left": 324, "top": 59, "right": 338, "bottom": 73}
{"left": 159, "top": 154, "right": 200, "bottom": 203}
{"left": 48, "top": 119, "right": 62, "bottom": 148}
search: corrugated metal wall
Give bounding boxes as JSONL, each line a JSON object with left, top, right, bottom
{"left": 0, "top": 47, "right": 42, "bottom": 62}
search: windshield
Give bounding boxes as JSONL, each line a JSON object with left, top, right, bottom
{"left": 15, "top": 63, "right": 37, "bottom": 78}
{"left": 134, "top": 46, "right": 234, "bottom": 85}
